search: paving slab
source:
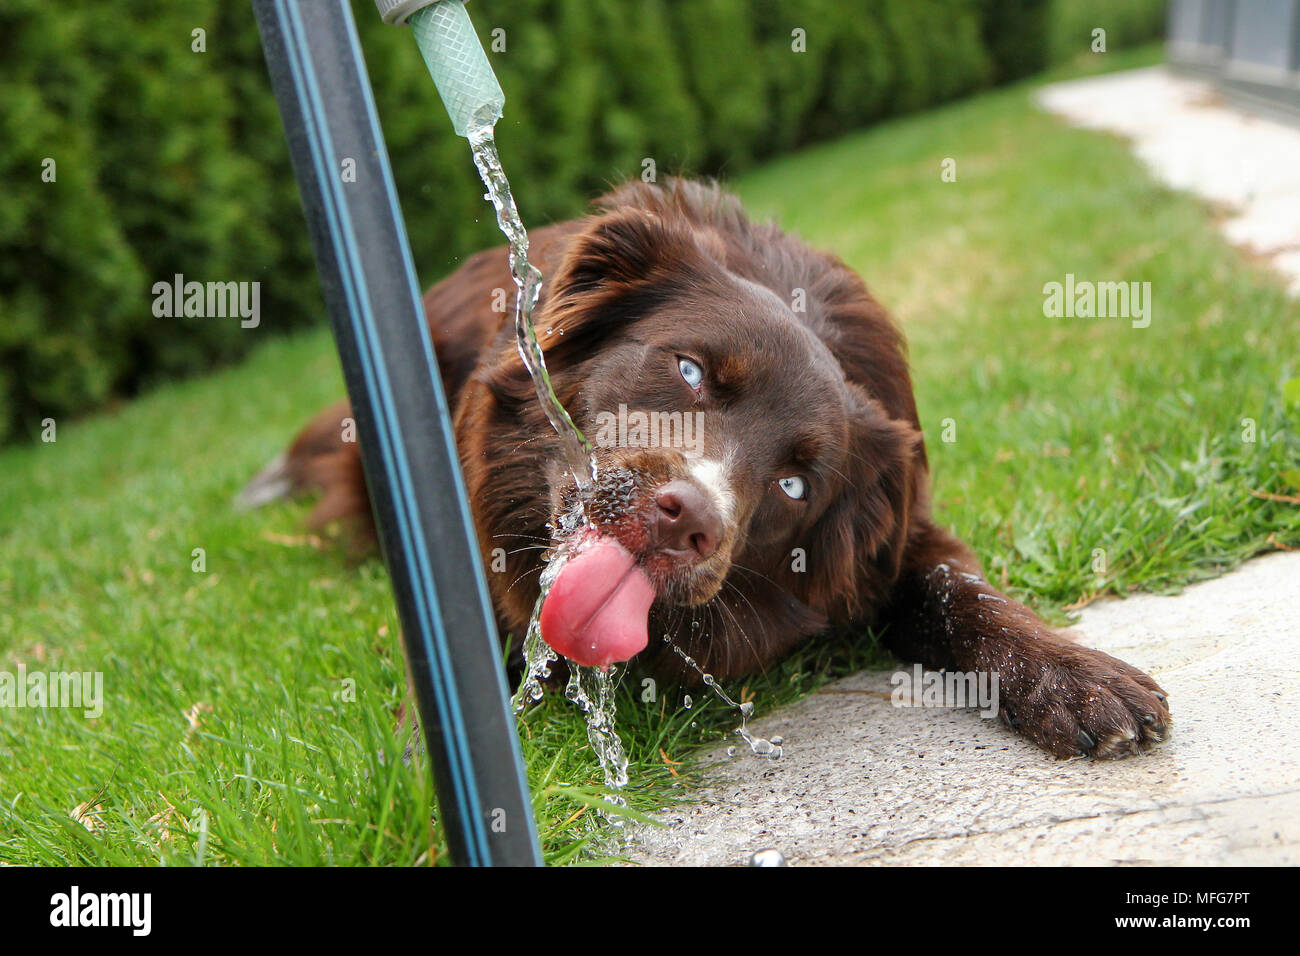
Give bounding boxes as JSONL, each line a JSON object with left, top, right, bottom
{"left": 625, "top": 551, "right": 1300, "bottom": 866}
{"left": 1036, "top": 66, "right": 1300, "bottom": 294}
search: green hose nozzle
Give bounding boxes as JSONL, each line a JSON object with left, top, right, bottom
{"left": 376, "top": 0, "right": 504, "bottom": 138}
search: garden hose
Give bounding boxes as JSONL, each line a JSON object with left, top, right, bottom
{"left": 376, "top": 0, "right": 505, "bottom": 137}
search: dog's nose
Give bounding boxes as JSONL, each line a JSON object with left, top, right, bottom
{"left": 652, "top": 480, "right": 722, "bottom": 560}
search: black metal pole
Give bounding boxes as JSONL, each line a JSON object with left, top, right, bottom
{"left": 252, "top": 0, "right": 541, "bottom": 867}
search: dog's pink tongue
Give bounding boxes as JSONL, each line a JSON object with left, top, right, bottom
{"left": 539, "top": 538, "right": 655, "bottom": 669}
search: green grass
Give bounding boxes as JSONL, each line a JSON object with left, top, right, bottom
{"left": 2, "top": 45, "right": 1298, "bottom": 865}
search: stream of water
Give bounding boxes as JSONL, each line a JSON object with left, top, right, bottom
{"left": 467, "top": 126, "right": 594, "bottom": 493}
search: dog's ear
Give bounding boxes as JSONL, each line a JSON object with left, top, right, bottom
{"left": 802, "top": 387, "right": 922, "bottom": 621}
{"left": 479, "top": 204, "right": 721, "bottom": 414}
{"left": 536, "top": 207, "right": 721, "bottom": 369}
{"left": 548, "top": 207, "right": 713, "bottom": 303}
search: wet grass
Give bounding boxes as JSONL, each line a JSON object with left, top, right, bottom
{"left": 3, "top": 45, "right": 1298, "bottom": 865}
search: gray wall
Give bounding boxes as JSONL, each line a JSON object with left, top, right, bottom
{"left": 1167, "top": 0, "right": 1300, "bottom": 116}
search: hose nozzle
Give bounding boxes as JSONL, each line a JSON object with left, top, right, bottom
{"left": 376, "top": 0, "right": 504, "bottom": 137}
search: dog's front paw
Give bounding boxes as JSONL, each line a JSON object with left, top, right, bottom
{"left": 995, "top": 640, "right": 1171, "bottom": 759}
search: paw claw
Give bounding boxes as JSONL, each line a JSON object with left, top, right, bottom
{"left": 1093, "top": 728, "right": 1140, "bottom": 759}
{"left": 991, "top": 642, "right": 1172, "bottom": 760}
{"left": 1141, "top": 717, "right": 1170, "bottom": 745}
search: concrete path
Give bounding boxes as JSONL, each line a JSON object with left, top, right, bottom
{"left": 1036, "top": 66, "right": 1300, "bottom": 295}
{"left": 625, "top": 551, "right": 1300, "bottom": 866}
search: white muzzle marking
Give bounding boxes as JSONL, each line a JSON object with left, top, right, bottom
{"left": 689, "top": 457, "right": 734, "bottom": 525}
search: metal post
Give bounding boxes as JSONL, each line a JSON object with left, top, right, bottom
{"left": 252, "top": 0, "right": 541, "bottom": 867}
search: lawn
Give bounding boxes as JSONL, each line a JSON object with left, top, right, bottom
{"left": 2, "top": 46, "right": 1297, "bottom": 865}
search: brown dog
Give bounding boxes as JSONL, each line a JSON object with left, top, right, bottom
{"left": 248, "top": 178, "right": 1169, "bottom": 759}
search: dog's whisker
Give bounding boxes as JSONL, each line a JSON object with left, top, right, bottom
{"left": 822, "top": 460, "right": 859, "bottom": 492}
{"left": 504, "top": 433, "right": 549, "bottom": 456}
{"left": 716, "top": 580, "right": 771, "bottom": 679}
{"left": 727, "top": 560, "right": 785, "bottom": 592}
{"left": 491, "top": 531, "right": 552, "bottom": 543}
{"left": 505, "top": 545, "right": 553, "bottom": 558}
{"left": 503, "top": 563, "right": 544, "bottom": 595}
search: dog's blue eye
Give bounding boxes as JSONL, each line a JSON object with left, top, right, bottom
{"left": 678, "top": 357, "right": 704, "bottom": 390}
{"left": 778, "top": 476, "right": 807, "bottom": 500}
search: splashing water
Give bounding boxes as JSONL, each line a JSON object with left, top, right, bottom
{"left": 511, "top": 561, "right": 562, "bottom": 711}
{"left": 468, "top": 124, "right": 629, "bottom": 801}
{"left": 664, "top": 635, "right": 783, "bottom": 758}
{"left": 564, "top": 663, "right": 630, "bottom": 819}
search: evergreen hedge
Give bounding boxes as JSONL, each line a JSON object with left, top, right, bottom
{"left": 0, "top": 0, "right": 1163, "bottom": 442}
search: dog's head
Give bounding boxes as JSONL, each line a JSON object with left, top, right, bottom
{"left": 465, "top": 183, "right": 923, "bottom": 679}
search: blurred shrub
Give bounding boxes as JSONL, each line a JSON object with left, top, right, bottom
{"left": 978, "top": 0, "right": 1051, "bottom": 83}
{"left": 1047, "top": 0, "right": 1168, "bottom": 63}
{"left": 0, "top": 0, "right": 1149, "bottom": 442}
